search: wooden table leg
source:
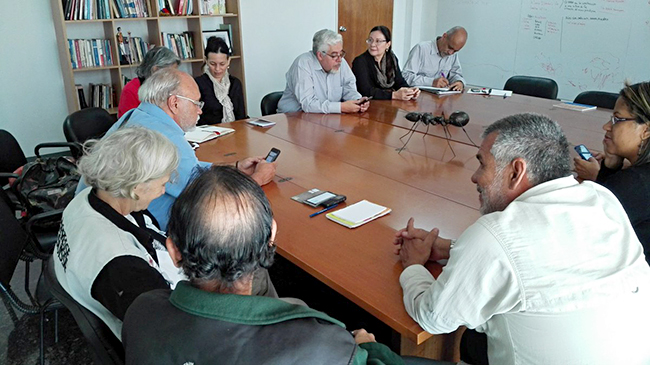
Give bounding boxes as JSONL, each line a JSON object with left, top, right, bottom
{"left": 400, "top": 327, "right": 466, "bottom": 361}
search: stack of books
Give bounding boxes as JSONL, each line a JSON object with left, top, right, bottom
{"left": 68, "top": 39, "right": 114, "bottom": 69}
{"left": 161, "top": 32, "right": 195, "bottom": 60}
{"left": 90, "top": 83, "right": 114, "bottom": 109}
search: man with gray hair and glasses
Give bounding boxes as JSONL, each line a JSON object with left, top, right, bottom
{"left": 402, "top": 26, "right": 467, "bottom": 90}
{"left": 277, "top": 29, "right": 370, "bottom": 114}
{"left": 84, "top": 68, "right": 276, "bottom": 232}
{"left": 393, "top": 113, "right": 650, "bottom": 364}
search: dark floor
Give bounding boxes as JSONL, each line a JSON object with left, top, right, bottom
{"left": 1, "top": 255, "right": 399, "bottom": 365}
{"left": 0, "top": 260, "right": 95, "bottom": 365}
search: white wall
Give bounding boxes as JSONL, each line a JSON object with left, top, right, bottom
{"left": 0, "top": 3, "right": 69, "bottom": 157}
{"left": 0, "top": 1, "right": 434, "bottom": 156}
{"left": 239, "top": 0, "right": 337, "bottom": 116}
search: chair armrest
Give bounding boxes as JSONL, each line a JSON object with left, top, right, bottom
{"left": 34, "top": 142, "right": 81, "bottom": 158}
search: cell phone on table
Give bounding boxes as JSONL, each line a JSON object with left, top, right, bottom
{"left": 265, "top": 148, "right": 281, "bottom": 162}
{"left": 357, "top": 96, "right": 373, "bottom": 105}
{"left": 574, "top": 144, "right": 593, "bottom": 160}
{"left": 306, "top": 191, "right": 346, "bottom": 208}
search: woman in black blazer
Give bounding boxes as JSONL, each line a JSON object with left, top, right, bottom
{"left": 352, "top": 26, "right": 420, "bottom": 101}
{"left": 195, "top": 37, "right": 247, "bottom": 125}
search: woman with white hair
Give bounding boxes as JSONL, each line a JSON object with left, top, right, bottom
{"left": 53, "top": 126, "right": 181, "bottom": 341}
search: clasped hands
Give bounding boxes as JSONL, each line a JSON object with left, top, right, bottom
{"left": 393, "top": 217, "right": 452, "bottom": 268}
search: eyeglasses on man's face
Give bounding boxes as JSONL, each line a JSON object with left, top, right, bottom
{"left": 610, "top": 115, "right": 636, "bottom": 125}
{"left": 172, "top": 94, "right": 204, "bottom": 109}
{"left": 323, "top": 50, "right": 346, "bottom": 60}
{"left": 366, "top": 38, "right": 387, "bottom": 45}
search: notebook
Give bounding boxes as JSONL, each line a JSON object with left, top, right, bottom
{"left": 184, "top": 125, "right": 235, "bottom": 143}
{"left": 552, "top": 102, "right": 597, "bottom": 112}
{"left": 326, "top": 200, "right": 391, "bottom": 229}
{"left": 419, "top": 86, "right": 462, "bottom": 95}
{"left": 467, "top": 88, "right": 513, "bottom": 97}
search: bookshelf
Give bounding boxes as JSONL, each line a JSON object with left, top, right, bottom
{"left": 50, "top": 0, "right": 246, "bottom": 115}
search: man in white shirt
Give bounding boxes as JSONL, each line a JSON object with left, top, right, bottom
{"left": 402, "top": 26, "right": 467, "bottom": 91}
{"left": 394, "top": 113, "right": 650, "bottom": 365}
{"left": 277, "top": 29, "right": 370, "bottom": 114}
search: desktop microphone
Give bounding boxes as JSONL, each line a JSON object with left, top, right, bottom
{"left": 404, "top": 111, "right": 469, "bottom": 127}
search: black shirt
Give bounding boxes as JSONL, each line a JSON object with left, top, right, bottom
{"left": 195, "top": 73, "right": 247, "bottom": 125}
{"left": 597, "top": 162, "right": 650, "bottom": 264}
{"left": 351, "top": 50, "right": 409, "bottom": 100}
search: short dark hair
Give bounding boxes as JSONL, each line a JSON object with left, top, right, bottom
{"left": 204, "top": 36, "right": 231, "bottom": 57}
{"left": 167, "top": 166, "right": 274, "bottom": 288}
{"left": 483, "top": 113, "right": 571, "bottom": 186}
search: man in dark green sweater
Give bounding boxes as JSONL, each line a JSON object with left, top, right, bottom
{"left": 121, "top": 165, "right": 407, "bottom": 364}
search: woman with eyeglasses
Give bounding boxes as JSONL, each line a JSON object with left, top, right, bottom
{"left": 575, "top": 81, "right": 650, "bottom": 263}
{"left": 352, "top": 25, "right": 420, "bottom": 101}
{"left": 195, "top": 36, "right": 247, "bottom": 125}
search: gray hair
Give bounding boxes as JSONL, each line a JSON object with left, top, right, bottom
{"left": 138, "top": 68, "right": 183, "bottom": 106}
{"left": 78, "top": 127, "right": 179, "bottom": 200}
{"left": 312, "top": 29, "right": 342, "bottom": 55}
{"left": 446, "top": 26, "right": 466, "bottom": 37}
{"left": 136, "top": 46, "right": 180, "bottom": 79}
{"left": 483, "top": 113, "right": 571, "bottom": 186}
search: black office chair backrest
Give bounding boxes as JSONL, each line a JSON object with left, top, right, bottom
{"left": 0, "top": 129, "right": 28, "bottom": 186}
{"left": 0, "top": 189, "right": 29, "bottom": 288}
{"left": 504, "top": 75, "right": 559, "bottom": 100}
{"left": 63, "top": 108, "right": 115, "bottom": 157}
{"left": 260, "top": 91, "right": 283, "bottom": 116}
{"left": 44, "top": 257, "right": 125, "bottom": 365}
{"left": 574, "top": 91, "right": 619, "bottom": 110}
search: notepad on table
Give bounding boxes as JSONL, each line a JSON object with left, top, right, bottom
{"left": 552, "top": 102, "right": 597, "bottom": 112}
{"left": 326, "top": 200, "right": 391, "bottom": 229}
{"left": 467, "top": 88, "right": 513, "bottom": 97}
{"left": 184, "top": 125, "right": 235, "bottom": 143}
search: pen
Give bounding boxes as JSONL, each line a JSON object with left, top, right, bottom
{"left": 440, "top": 72, "right": 446, "bottom": 79}
{"left": 309, "top": 204, "right": 339, "bottom": 218}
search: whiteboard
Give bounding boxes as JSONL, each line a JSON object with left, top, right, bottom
{"left": 436, "top": 0, "right": 650, "bottom": 100}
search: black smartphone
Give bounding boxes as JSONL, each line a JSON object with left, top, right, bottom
{"left": 265, "top": 148, "right": 280, "bottom": 162}
{"left": 357, "top": 96, "right": 373, "bottom": 105}
{"left": 574, "top": 144, "right": 593, "bottom": 160}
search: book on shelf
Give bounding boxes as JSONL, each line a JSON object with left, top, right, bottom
{"left": 118, "top": 36, "right": 151, "bottom": 65}
{"left": 201, "top": 0, "right": 226, "bottom": 15}
{"left": 64, "top": 0, "right": 113, "bottom": 20}
{"left": 75, "top": 84, "right": 88, "bottom": 109}
{"left": 552, "top": 102, "right": 597, "bottom": 112}
{"left": 110, "top": 0, "right": 150, "bottom": 18}
{"left": 89, "top": 83, "right": 114, "bottom": 109}
{"left": 68, "top": 39, "right": 114, "bottom": 69}
{"left": 162, "top": 32, "right": 195, "bottom": 60}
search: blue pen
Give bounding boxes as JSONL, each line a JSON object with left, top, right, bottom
{"left": 440, "top": 72, "right": 446, "bottom": 79}
{"left": 309, "top": 204, "right": 339, "bottom": 218}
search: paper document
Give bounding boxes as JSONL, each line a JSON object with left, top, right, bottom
{"left": 184, "top": 125, "right": 235, "bottom": 143}
{"left": 326, "top": 200, "right": 391, "bottom": 229}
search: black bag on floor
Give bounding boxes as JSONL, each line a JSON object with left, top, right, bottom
{"left": 13, "top": 156, "right": 80, "bottom": 217}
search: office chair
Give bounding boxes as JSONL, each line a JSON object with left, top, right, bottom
{"left": 0, "top": 129, "right": 28, "bottom": 187}
{"left": 504, "top": 75, "right": 559, "bottom": 100}
{"left": 574, "top": 91, "right": 618, "bottom": 110}
{"left": 260, "top": 91, "right": 283, "bottom": 116}
{"left": 0, "top": 192, "right": 62, "bottom": 365}
{"left": 63, "top": 107, "right": 116, "bottom": 158}
{"left": 44, "top": 257, "right": 125, "bottom": 365}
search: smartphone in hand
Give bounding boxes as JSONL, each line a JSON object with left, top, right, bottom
{"left": 357, "top": 96, "right": 373, "bottom": 105}
{"left": 574, "top": 144, "right": 593, "bottom": 160}
{"left": 265, "top": 148, "right": 281, "bottom": 162}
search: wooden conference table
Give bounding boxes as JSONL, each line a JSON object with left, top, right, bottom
{"left": 195, "top": 91, "right": 612, "bottom": 360}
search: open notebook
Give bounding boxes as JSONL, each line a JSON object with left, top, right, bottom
{"left": 184, "top": 125, "right": 235, "bottom": 143}
{"left": 326, "top": 200, "right": 391, "bottom": 228}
